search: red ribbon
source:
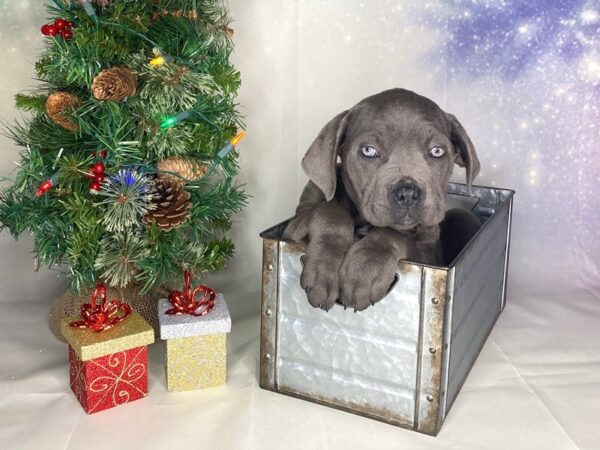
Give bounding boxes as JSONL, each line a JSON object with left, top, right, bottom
{"left": 166, "top": 271, "right": 216, "bottom": 317}
{"left": 69, "top": 284, "right": 132, "bottom": 332}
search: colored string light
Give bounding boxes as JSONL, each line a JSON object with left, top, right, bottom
{"left": 216, "top": 131, "right": 247, "bottom": 159}
{"left": 230, "top": 131, "right": 246, "bottom": 146}
{"left": 35, "top": 172, "right": 59, "bottom": 197}
{"left": 149, "top": 55, "right": 174, "bottom": 67}
{"left": 160, "top": 110, "right": 193, "bottom": 130}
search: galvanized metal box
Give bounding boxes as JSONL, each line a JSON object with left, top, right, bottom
{"left": 259, "top": 183, "right": 514, "bottom": 435}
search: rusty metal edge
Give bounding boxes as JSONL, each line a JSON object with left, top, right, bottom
{"left": 259, "top": 238, "right": 279, "bottom": 391}
{"left": 276, "top": 387, "right": 416, "bottom": 431}
{"left": 415, "top": 266, "right": 449, "bottom": 436}
{"left": 440, "top": 267, "right": 456, "bottom": 421}
{"left": 500, "top": 195, "right": 514, "bottom": 311}
{"left": 282, "top": 240, "right": 306, "bottom": 255}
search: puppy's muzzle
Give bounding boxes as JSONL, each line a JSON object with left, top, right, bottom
{"left": 392, "top": 179, "right": 422, "bottom": 208}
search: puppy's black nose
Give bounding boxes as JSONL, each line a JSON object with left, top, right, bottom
{"left": 392, "top": 180, "right": 421, "bottom": 207}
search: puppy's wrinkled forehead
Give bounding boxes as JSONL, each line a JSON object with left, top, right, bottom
{"left": 344, "top": 91, "right": 450, "bottom": 142}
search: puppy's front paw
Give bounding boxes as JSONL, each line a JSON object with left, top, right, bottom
{"left": 339, "top": 241, "right": 398, "bottom": 312}
{"left": 300, "top": 239, "right": 348, "bottom": 311}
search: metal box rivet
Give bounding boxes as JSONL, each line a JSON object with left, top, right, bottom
{"left": 265, "top": 308, "right": 272, "bottom": 317}
{"left": 426, "top": 395, "right": 434, "bottom": 403}
{"left": 267, "top": 264, "right": 274, "bottom": 272}
{"left": 429, "top": 347, "right": 437, "bottom": 354}
{"left": 263, "top": 353, "right": 271, "bottom": 361}
{"left": 431, "top": 297, "right": 439, "bottom": 304}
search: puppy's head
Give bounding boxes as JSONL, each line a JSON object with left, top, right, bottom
{"left": 302, "top": 88, "right": 480, "bottom": 231}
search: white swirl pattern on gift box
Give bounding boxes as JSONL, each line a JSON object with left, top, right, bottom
{"left": 83, "top": 348, "right": 146, "bottom": 412}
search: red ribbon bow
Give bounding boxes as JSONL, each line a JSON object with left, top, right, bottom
{"left": 69, "top": 284, "right": 132, "bottom": 332}
{"left": 166, "top": 271, "right": 216, "bottom": 317}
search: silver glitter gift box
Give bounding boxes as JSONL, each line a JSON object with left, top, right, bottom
{"left": 158, "top": 294, "right": 231, "bottom": 391}
{"left": 259, "top": 183, "right": 514, "bottom": 435}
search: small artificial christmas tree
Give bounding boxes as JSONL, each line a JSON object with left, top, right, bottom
{"left": 0, "top": 1, "right": 246, "bottom": 297}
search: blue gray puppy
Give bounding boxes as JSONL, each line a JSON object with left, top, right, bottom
{"left": 283, "top": 88, "right": 480, "bottom": 312}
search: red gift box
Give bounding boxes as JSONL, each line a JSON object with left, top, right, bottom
{"left": 61, "top": 288, "right": 155, "bottom": 415}
{"left": 68, "top": 345, "right": 149, "bottom": 414}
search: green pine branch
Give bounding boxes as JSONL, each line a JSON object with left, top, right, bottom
{"left": 15, "top": 94, "right": 48, "bottom": 114}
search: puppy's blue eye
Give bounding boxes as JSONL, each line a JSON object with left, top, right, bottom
{"left": 429, "top": 146, "right": 446, "bottom": 158}
{"left": 360, "top": 146, "right": 379, "bottom": 158}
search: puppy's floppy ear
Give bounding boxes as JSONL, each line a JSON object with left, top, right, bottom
{"left": 301, "top": 110, "right": 350, "bottom": 201}
{"left": 447, "top": 113, "right": 480, "bottom": 190}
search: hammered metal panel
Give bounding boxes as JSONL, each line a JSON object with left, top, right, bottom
{"left": 275, "top": 243, "right": 423, "bottom": 427}
{"left": 445, "top": 198, "right": 511, "bottom": 413}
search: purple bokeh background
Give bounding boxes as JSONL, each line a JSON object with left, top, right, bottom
{"left": 426, "top": 1, "right": 600, "bottom": 289}
{"left": 440, "top": 1, "right": 600, "bottom": 80}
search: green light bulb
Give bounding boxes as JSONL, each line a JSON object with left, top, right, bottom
{"left": 160, "top": 116, "right": 178, "bottom": 129}
{"left": 160, "top": 111, "right": 192, "bottom": 130}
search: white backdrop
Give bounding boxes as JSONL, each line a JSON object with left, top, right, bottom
{"left": 1, "top": 1, "right": 599, "bottom": 449}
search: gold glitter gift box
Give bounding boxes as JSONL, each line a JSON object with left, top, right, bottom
{"left": 60, "top": 312, "right": 155, "bottom": 414}
{"left": 158, "top": 294, "right": 231, "bottom": 391}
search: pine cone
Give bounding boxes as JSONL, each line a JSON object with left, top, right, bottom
{"left": 91, "top": 66, "right": 138, "bottom": 101}
{"left": 143, "top": 178, "right": 192, "bottom": 232}
{"left": 46, "top": 92, "right": 80, "bottom": 131}
{"left": 157, "top": 157, "right": 208, "bottom": 183}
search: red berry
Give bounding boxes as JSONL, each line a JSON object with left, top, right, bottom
{"left": 92, "top": 162, "right": 105, "bottom": 175}
{"left": 61, "top": 29, "right": 73, "bottom": 40}
{"left": 54, "top": 18, "right": 67, "bottom": 30}
{"left": 46, "top": 25, "right": 58, "bottom": 36}
{"left": 95, "top": 173, "right": 106, "bottom": 183}
{"left": 65, "top": 21, "right": 74, "bottom": 29}
{"left": 41, "top": 24, "right": 51, "bottom": 36}
{"left": 89, "top": 181, "right": 101, "bottom": 192}
{"left": 99, "top": 149, "right": 107, "bottom": 159}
